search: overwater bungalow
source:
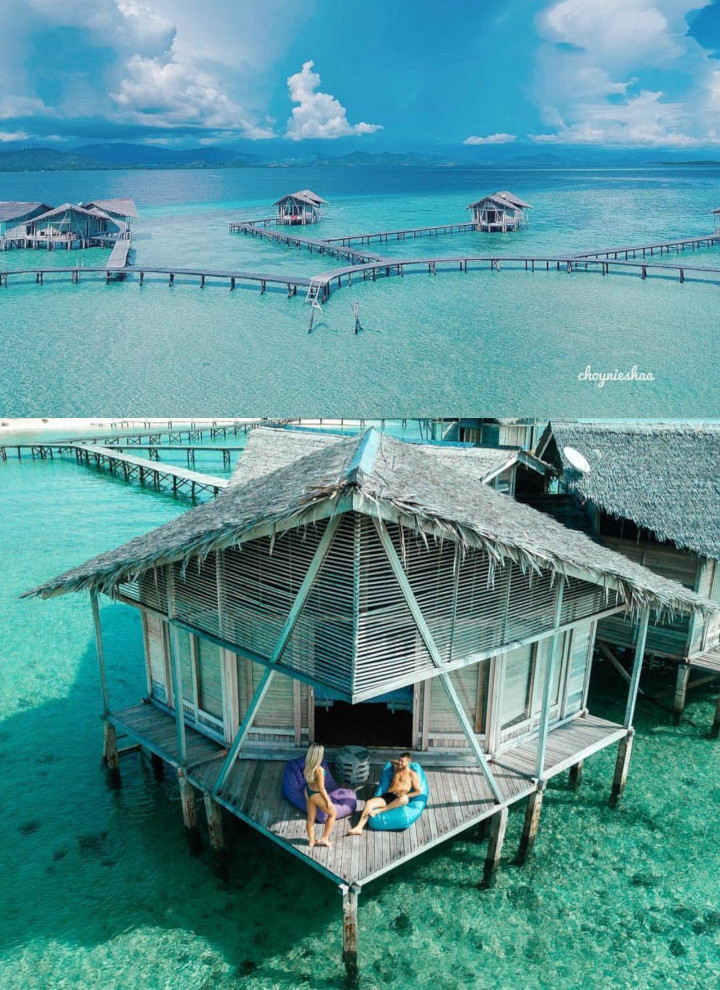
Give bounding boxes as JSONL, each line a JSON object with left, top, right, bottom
{"left": 536, "top": 422, "right": 720, "bottom": 732}
{"left": 0, "top": 202, "right": 52, "bottom": 248}
{"left": 274, "top": 189, "right": 327, "bottom": 224}
{"left": 712, "top": 206, "right": 720, "bottom": 232}
{"left": 25, "top": 203, "right": 126, "bottom": 248}
{"left": 26, "top": 427, "right": 712, "bottom": 975}
{"left": 467, "top": 191, "right": 532, "bottom": 232}
{"left": 429, "top": 417, "right": 544, "bottom": 450}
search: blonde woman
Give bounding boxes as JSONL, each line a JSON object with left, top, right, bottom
{"left": 304, "top": 743, "right": 336, "bottom": 848}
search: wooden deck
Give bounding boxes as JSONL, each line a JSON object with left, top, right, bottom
{"left": 323, "top": 221, "right": 478, "bottom": 246}
{"left": 109, "top": 702, "right": 627, "bottom": 888}
{"left": 689, "top": 645, "right": 720, "bottom": 675}
{"left": 573, "top": 233, "right": 720, "bottom": 260}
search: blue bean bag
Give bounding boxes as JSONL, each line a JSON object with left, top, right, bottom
{"left": 281, "top": 758, "right": 357, "bottom": 823}
{"left": 367, "top": 761, "right": 429, "bottom": 831}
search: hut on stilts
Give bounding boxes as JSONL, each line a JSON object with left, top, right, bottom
{"left": 536, "top": 422, "right": 720, "bottom": 732}
{"left": 274, "top": 190, "right": 327, "bottom": 225}
{"left": 467, "top": 191, "right": 532, "bottom": 232}
{"left": 26, "top": 427, "right": 713, "bottom": 977}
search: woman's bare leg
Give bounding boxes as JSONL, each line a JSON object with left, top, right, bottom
{"left": 317, "top": 805, "right": 336, "bottom": 846}
{"left": 306, "top": 797, "right": 317, "bottom": 847}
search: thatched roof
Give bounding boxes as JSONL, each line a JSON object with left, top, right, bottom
{"left": 229, "top": 427, "right": 540, "bottom": 488}
{"left": 83, "top": 198, "right": 138, "bottom": 219}
{"left": 538, "top": 422, "right": 720, "bottom": 560}
{"left": 467, "top": 191, "right": 532, "bottom": 211}
{"left": 0, "top": 201, "right": 52, "bottom": 223}
{"left": 26, "top": 429, "right": 714, "bottom": 616}
{"left": 29, "top": 203, "right": 121, "bottom": 227}
{"left": 274, "top": 189, "right": 328, "bottom": 207}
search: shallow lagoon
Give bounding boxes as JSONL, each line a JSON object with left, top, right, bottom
{"left": 2, "top": 165, "right": 720, "bottom": 416}
{"left": 2, "top": 455, "right": 720, "bottom": 989}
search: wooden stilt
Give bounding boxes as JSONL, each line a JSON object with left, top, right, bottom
{"left": 674, "top": 664, "right": 690, "bottom": 723}
{"left": 711, "top": 690, "right": 720, "bottom": 738}
{"left": 341, "top": 885, "right": 359, "bottom": 983}
{"left": 150, "top": 751, "right": 165, "bottom": 780}
{"left": 103, "top": 721, "right": 119, "bottom": 771}
{"left": 204, "top": 795, "right": 225, "bottom": 850}
{"left": 609, "top": 729, "right": 634, "bottom": 807}
{"left": 518, "top": 783, "right": 545, "bottom": 862}
{"left": 482, "top": 806, "right": 508, "bottom": 887}
{"left": 569, "top": 760, "right": 583, "bottom": 790}
{"left": 179, "top": 773, "right": 202, "bottom": 853}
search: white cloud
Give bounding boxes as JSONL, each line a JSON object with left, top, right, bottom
{"left": 112, "top": 54, "right": 276, "bottom": 137}
{"left": 0, "top": 95, "right": 56, "bottom": 120}
{"left": 533, "top": 0, "right": 720, "bottom": 147}
{"left": 285, "top": 61, "right": 382, "bottom": 140}
{"left": 463, "top": 133, "right": 516, "bottom": 145}
{"left": 0, "top": 130, "right": 30, "bottom": 142}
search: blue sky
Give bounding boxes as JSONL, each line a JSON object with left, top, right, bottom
{"left": 2, "top": 0, "right": 720, "bottom": 152}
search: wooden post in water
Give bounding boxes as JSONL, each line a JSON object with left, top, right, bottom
{"left": 610, "top": 731, "right": 634, "bottom": 808}
{"left": 341, "top": 885, "right": 359, "bottom": 983}
{"left": 519, "top": 782, "right": 545, "bottom": 862}
{"left": 674, "top": 664, "right": 690, "bottom": 723}
{"left": 204, "top": 795, "right": 225, "bottom": 850}
{"left": 711, "top": 690, "right": 720, "bottom": 738}
{"left": 569, "top": 760, "right": 583, "bottom": 790}
{"left": 483, "top": 805, "right": 508, "bottom": 886}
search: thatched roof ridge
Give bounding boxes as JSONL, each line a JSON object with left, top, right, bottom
{"left": 83, "top": 198, "right": 138, "bottom": 219}
{"left": 467, "top": 191, "right": 532, "bottom": 211}
{"left": 25, "top": 429, "right": 715, "bottom": 617}
{"left": 230, "top": 427, "right": 535, "bottom": 489}
{"left": 0, "top": 201, "right": 52, "bottom": 223}
{"left": 273, "top": 190, "right": 328, "bottom": 207}
{"left": 538, "top": 422, "right": 720, "bottom": 559}
{"left": 30, "top": 203, "right": 120, "bottom": 226}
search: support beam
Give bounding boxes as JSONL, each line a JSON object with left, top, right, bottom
{"left": 214, "top": 515, "right": 342, "bottom": 795}
{"left": 482, "top": 805, "right": 508, "bottom": 887}
{"left": 90, "top": 591, "right": 110, "bottom": 716}
{"left": 609, "top": 729, "right": 634, "bottom": 808}
{"left": 204, "top": 795, "right": 225, "bottom": 850}
{"left": 674, "top": 664, "right": 690, "bottom": 724}
{"left": 625, "top": 607, "right": 650, "bottom": 728}
{"left": 166, "top": 567, "right": 187, "bottom": 766}
{"left": 535, "top": 583, "right": 565, "bottom": 779}
{"left": 373, "top": 518, "right": 504, "bottom": 804}
{"left": 341, "top": 885, "right": 359, "bottom": 984}
{"left": 518, "top": 783, "right": 545, "bottom": 862}
{"left": 569, "top": 760, "right": 583, "bottom": 790}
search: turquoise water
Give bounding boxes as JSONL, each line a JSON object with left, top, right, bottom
{"left": 2, "top": 166, "right": 720, "bottom": 416}
{"left": 2, "top": 456, "right": 720, "bottom": 988}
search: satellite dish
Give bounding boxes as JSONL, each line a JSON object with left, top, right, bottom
{"left": 563, "top": 446, "right": 591, "bottom": 474}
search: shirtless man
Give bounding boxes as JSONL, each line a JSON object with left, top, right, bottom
{"left": 347, "top": 752, "right": 421, "bottom": 835}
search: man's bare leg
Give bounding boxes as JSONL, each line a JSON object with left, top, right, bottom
{"left": 348, "top": 797, "right": 386, "bottom": 834}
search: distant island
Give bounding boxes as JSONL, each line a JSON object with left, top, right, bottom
{"left": 0, "top": 145, "right": 714, "bottom": 173}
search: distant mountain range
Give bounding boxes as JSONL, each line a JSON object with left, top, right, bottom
{"left": 0, "top": 144, "right": 713, "bottom": 173}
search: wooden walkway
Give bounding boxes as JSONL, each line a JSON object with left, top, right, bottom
{"left": 110, "top": 702, "right": 627, "bottom": 889}
{"left": 107, "top": 238, "right": 131, "bottom": 271}
{"left": 0, "top": 264, "right": 312, "bottom": 294}
{"left": 74, "top": 443, "right": 229, "bottom": 497}
{"left": 323, "top": 221, "right": 477, "bottom": 246}
{"left": 229, "top": 221, "right": 384, "bottom": 264}
{"left": 573, "top": 234, "right": 720, "bottom": 260}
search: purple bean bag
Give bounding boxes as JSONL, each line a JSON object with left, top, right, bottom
{"left": 281, "top": 758, "right": 357, "bottom": 822}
